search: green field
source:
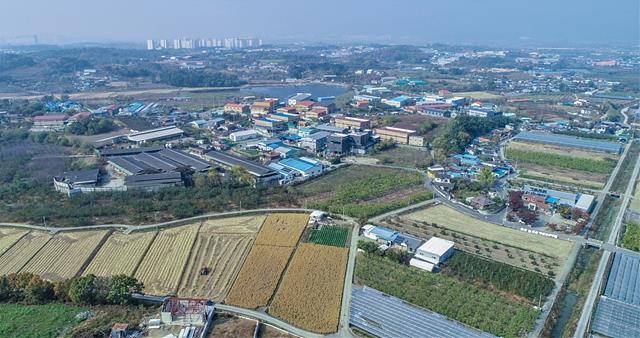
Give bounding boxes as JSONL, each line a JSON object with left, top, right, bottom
{"left": 355, "top": 253, "right": 538, "bottom": 338}
{"left": 0, "top": 303, "right": 85, "bottom": 338}
{"left": 505, "top": 148, "right": 615, "bottom": 174}
{"left": 298, "top": 165, "right": 433, "bottom": 218}
{"left": 308, "top": 226, "right": 349, "bottom": 247}
{"left": 366, "top": 146, "right": 432, "bottom": 169}
{"left": 631, "top": 180, "right": 640, "bottom": 211}
{"left": 621, "top": 223, "right": 640, "bottom": 252}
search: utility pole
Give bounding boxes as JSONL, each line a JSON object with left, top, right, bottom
{"left": 42, "top": 216, "right": 47, "bottom": 229}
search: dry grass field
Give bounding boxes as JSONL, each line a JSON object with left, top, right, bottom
{"left": 200, "top": 215, "right": 266, "bottom": 233}
{"left": 83, "top": 231, "right": 157, "bottom": 277}
{"left": 178, "top": 234, "right": 253, "bottom": 300}
{"left": 404, "top": 204, "right": 572, "bottom": 259}
{"left": 0, "top": 231, "right": 52, "bottom": 276}
{"left": 21, "top": 230, "right": 109, "bottom": 281}
{"left": 224, "top": 245, "right": 294, "bottom": 309}
{"left": 134, "top": 224, "right": 200, "bottom": 295}
{"left": 254, "top": 213, "right": 308, "bottom": 247}
{"left": 0, "top": 228, "right": 28, "bottom": 255}
{"left": 269, "top": 243, "right": 348, "bottom": 333}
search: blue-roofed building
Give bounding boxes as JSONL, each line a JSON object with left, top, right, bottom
{"left": 298, "top": 126, "right": 318, "bottom": 137}
{"left": 278, "top": 157, "right": 323, "bottom": 177}
{"left": 267, "top": 162, "right": 299, "bottom": 185}
{"left": 273, "top": 146, "right": 298, "bottom": 158}
{"left": 382, "top": 95, "right": 415, "bottom": 108}
{"left": 452, "top": 154, "right": 481, "bottom": 166}
{"left": 364, "top": 225, "right": 400, "bottom": 242}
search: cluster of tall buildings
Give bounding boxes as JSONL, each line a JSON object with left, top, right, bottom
{"left": 146, "top": 37, "right": 262, "bottom": 50}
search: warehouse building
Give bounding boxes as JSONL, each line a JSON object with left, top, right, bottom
{"left": 299, "top": 131, "right": 331, "bottom": 153}
{"left": 287, "top": 93, "right": 312, "bottom": 106}
{"left": 107, "top": 148, "right": 210, "bottom": 175}
{"left": 204, "top": 151, "right": 280, "bottom": 188}
{"left": 127, "top": 126, "right": 184, "bottom": 145}
{"left": 278, "top": 157, "right": 323, "bottom": 177}
{"left": 334, "top": 116, "right": 371, "bottom": 130}
{"left": 32, "top": 114, "right": 68, "bottom": 132}
{"left": 223, "top": 103, "right": 250, "bottom": 114}
{"left": 124, "top": 172, "right": 183, "bottom": 191}
{"left": 229, "top": 129, "right": 259, "bottom": 142}
{"left": 374, "top": 126, "right": 416, "bottom": 144}
{"left": 467, "top": 107, "right": 500, "bottom": 118}
{"left": 53, "top": 169, "right": 100, "bottom": 195}
{"left": 412, "top": 236, "right": 455, "bottom": 266}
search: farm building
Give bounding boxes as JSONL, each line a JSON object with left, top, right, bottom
{"left": 124, "top": 172, "right": 183, "bottom": 191}
{"left": 127, "top": 126, "right": 184, "bottom": 145}
{"left": 161, "top": 297, "right": 213, "bottom": 327}
{"left": 53, "top": 169, "right": 100, "bottom": 195}
{"left": 413, "top": 236, "right": 455, "bottom": 265}
{"left": 107, "top": 148, "right": 211, "bottom": 175}
{"left": 522, "top": 185, "right": 595, "bottom": 214}
{"left": 363, "top": 225, "right": 399, "bottom": 242}
{"left": 513, "top": 131, "right": 622, "bottom": 154}
{"left": 31, "top": 114, "right": 68, "bottom": 132}
{"left": 204, "top": 151, "right": 280, "bottom": 188}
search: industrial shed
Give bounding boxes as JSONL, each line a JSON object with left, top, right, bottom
{"left": 107, "top": 148, "right": 211, "bottom": 175}
{"left": 204, "top": 151, "right": 280, "bottom": 188}
{"left": 513, "top": 131, "right": 622, "bottom": 153}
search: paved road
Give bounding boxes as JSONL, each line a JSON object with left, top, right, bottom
{"left": 370, "top": 198, "right": 438, "bottom": 223}
{"left": 216, "top": 304, "right": 322, "bottom": 338}
{"left": 573, "top": 140, "right": 640, "bottom": 338}
{"left": 331, "top": 222, "right": 361, "bottom": 338}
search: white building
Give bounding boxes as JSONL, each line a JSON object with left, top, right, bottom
{"left": 413, "top": 237, "right": 454, "bottom": 265}
{"left": 229, "top": 130, "right": 259, "bottom": 142}
{"left": 146, "top": 39, "right": 155, "bottom": 50}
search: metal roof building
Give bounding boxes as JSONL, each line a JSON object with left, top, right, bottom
{"left": 513, "top": 131, "right": 622, "bottom": 153}
{"left": 592, "top": 252, "right": 640, "bottom": 338}
{"left": 127, "top": 126, "right": 184, "bottom": 144}
{"left": 350, "top": 286, "right": 496, "bottom": 338}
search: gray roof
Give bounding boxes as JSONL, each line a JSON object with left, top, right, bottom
{"left": 350, "top": 286, "right": 496, "bottom": 338}
{"left": 304, "top": 131, "right": 331, "bottom": 140}
{"left": 315, "top": 124, "right": 347, "bottom": 133}
{"left": 514, "top": 131, "right": 621, "bottom": 153}
{"left": 108, "top": 148, "right": 210, "bottom": 173}
{"left": 98, "top": 146, "right": 164, "bottom": 157}
{"left": 205, "top": 151, "right": 275, "bottom": 177}
{"left": 125, "top": 172, "right": 182, "bottom": 185}
{"left": 603, "top": 252, "right": 640, "bottom": 305}
{"left": 56, "top": 169, "right": 99, "bottom": 184}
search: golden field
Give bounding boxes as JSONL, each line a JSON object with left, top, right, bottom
{"left": 0, "top": 228, "right": 28, "bottom": 255}
{"left": 134, "top": 224, "right": 199, "bottom": 295}
{"left": 0, "top": 231, "right": 52, "bottom": 276}
{"left": 269, "top": 243, "right": 348, "bottom": 333}
{"left": 21, "top": 230, "right": 109, "bottom": 281}
{"left": 254, "top": 213, "right": 308, "bottom": 247}
{"left": 83, "top": 231, "right": 157, "bottom": 277}
{"left": 224, "top": 244, "right": 294, "bottom": 309}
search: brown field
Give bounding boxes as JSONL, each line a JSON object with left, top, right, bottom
{"left": 225, "top": 245, "right": 294, "bottom": 309}
{"left": 0, "top": 228, "right": 28, "bottom": 255}
{"left": 21, "top": 230, "right": 109, "bottom": 281}
{"left": 178, "top": 234, "right": 253, "bottom": 300}
{"left": 134, "top": 224, "right": 200, "bottom": 295}
{"left": 83, "top": 231, "right": 157, "bottom": 277}
{"left": 254, "top": 213, "right": 308, "bottom": 247}
{"left": 508, "top": 140, "right": 618, "bottom": 161}
{"left": 0, "top": 231, "right": 52, "bottom": 276}
{"left": 200, "top": 215, "right": 266, "bottom": 233}
{"left": 268, "top": 243, "right": 348, "bottom": 334}
{"left": 520, "top": 163, "right": 607, "bottom": 189}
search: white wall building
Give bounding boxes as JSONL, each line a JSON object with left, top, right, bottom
{"left": 413, "top": 237, "right": 455, "bottom": 265}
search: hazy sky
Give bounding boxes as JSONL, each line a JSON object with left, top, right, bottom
{"left": 1, "top": 0, "right": 638, "bottom": 46}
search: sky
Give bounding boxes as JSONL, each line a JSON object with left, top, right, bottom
{"left": 1, "top": 0, "right": 638, "bottom": 47}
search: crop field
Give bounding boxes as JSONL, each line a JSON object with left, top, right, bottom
{"left": 254, "top": 213, "right": 308, "bottom": 247}
{"left": 298, "top": 165, "right": 432, "bottom": 218}
{"left": 269, "top": 243, "right": 348, "bottom": 333}
{"left": 21, "top": 230, "right": 109, "bottom": 281}
{"left": 308, "top": 226, "right": 349, "bottom": 247}
{"left": 178, "top": 234, "right": 253, "bottom": 300}
{"left": 366, "top": 146, "right": 432, "bottom": 169}
{"left": 200, "top": 215, "right": 266, "bottom": 233}
{"left": 0, "top": 231, "right": 52, "bottom": 276}
{"left": 134, "top": 224, "right": 200, "bottom": 295}
{"left": 225, "top": 245, "right": 294, "bottom": 309}
{"left": 0, "top": 303, "right": 86, "bottom": 338}
{"left": 83, "top": 231, "right": 157, "bottom": 277}
{"left": 451, "top": 91, "right": 503, "bottom": 100}
{"left": 383, "top": 217, "right": 563, "bottom": 276}
{"left": 506, "top": 148, "right": 616, "bottom": 174}
{"left": 0, "top": 228, "right": 28, "bottom": 255}
{"left": 404, "top": 204, "right": 572, "bottom": 260}
{"left": 631, "top": 180, "right": 640, "bottom": 211}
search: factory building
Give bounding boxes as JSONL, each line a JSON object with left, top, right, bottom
{"left": 374, "top": 127, "right": 416, "bottom": 144}
{"left": 204, "top": 151, "right": 280, "bottom": 188}
{"left": 334, "top": 116, "right": 371, "bottom": 130}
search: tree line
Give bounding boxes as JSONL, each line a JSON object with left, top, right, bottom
{"left": 432, "top": 115, "right": 515, "bottom": 157}
{"left": 0, "top": 272, "right": 143, "bottom": 306}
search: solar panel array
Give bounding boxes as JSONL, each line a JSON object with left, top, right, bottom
{"left": 592, "top": 297, "right": 640, "bottom": 338}
{"left": 349, "top": 286, "right": 496, "bottom": 338}
{"left": 603, "top": 253, "right": 640, "bottom": 305}
{"left": 592, "top": 252, "right": 640, "bottom": 338}
{"left": 513, "top": 131, "right": 621, "bottom": 153}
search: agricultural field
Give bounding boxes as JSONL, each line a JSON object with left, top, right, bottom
{"left": 403, "top": 205, "right": 572, "bottom": 259}
{"left": 254, "top": 213, "right": 308, "bottom": 247}
{"left": 451, "top": 91, "right": 503, "bottom": 100}
{"left": 365, "top": 146, "right": 432, "bottom": 169}
{"left": 83, "top": 231, "right": 157, "bottom": 277}
{"left": 0, "top": 227, "right": 28, "bottom": 255}
{"left": 297, "top": 165, "right": 433, "bottom": 218}
{"left": 0, "top": 303, "right": 86, "bottom": 338}
{"left": 178, "top": 234, "right": 253, "bottom": 300}
{"left": 621, "top": 223, "right": 640, "bottom": 252}
{"left": 0, "top": 231, "right": 52, "bottom": 276}
{"left": 383, "top": 216, "right": 563, "bottom": 276}
{"left": 631, "top": 180, "right": 640, "bottom": 211}
{"left": 225, "top": 245, "right": 294, "bottom": 309}
{"left": 308, "top": 226, "right": 349, "bottom": 247}
{"left": 21, "top": 230, "right": 109, "bottom": 281}
{"left": 355, "top": 253, "right": 538, "bottom": 338}
{"left": 269, "top": 243, "right": 348, "bottom": 334}
{"left": 134, "top": 224, "right": 200, "bottom": 295}
{"left": 506, "top": 142, "right": 616, "bottom": 188}
{"left": 200, "top": 215, "right": 266, "bottom": 233}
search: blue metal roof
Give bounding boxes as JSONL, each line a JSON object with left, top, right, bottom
{"left": 370, "top": 226, "right": 399, "bottom": 241}
{"left": 279, "top": 158, "right": 318, "bottom": 172}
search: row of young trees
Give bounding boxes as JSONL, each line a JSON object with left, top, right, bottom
{"left": 0, "top": 273, "right": 143, "bottom": 306}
